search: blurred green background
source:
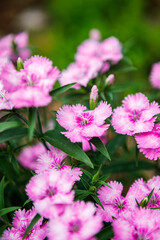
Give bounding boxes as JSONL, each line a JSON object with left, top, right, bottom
{"left": 0, "top": 0, "right": 160, "bottom": 89}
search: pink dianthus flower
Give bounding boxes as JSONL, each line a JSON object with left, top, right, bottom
{"left": 126, "top": 176, "right": 160, "bottom": 209}
{"left": 150, "top": 62, "right": 160, "bottom": 89}
{"left": 56, "top": 102, "right": 112, "bottom": 149}
{"left": 26, "top": 170, "right": 74, "bottom": 218}
{"left": 1, "top": 55, "right": 60, "bottom": 108}
{"left": 112, "top": 208, "right": 160, "bottom": 240}
{"left": 59, "top": 60, "right": 102, "bottom": 89}
{"left": 111, "top": 93, "right": 160, "bottom": 135}
{"left": 97, "top": 181, "right": 129, "bottom": 222}
{"left": 135, "top": 122, "right": 160, "bottom": 160}
{"left": 18, "top": 143, "right": 46, "bottom": 170}
{"left": 35, "top": 146, "right": 82, "bottom": 182}
{"left": 48, "top": 201, "right": 103, "bottom": 240}
{"left": 0, "top": 32, "right": 31, "bottom": 62}
{"left": 2, "top": 208, "right": 46, "bottom": 240}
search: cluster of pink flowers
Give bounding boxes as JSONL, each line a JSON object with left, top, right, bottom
{"left": 0, "top": 32, "right": 31, "bottom": 62}
{"left": 60, "top": 30, "right": 122, "bottom": 89}
{"left": 2, "top": 208, "right": 47, "bottom": 240}
{"left": 0, "top": 32, "right": 60, "bottom": 109}
{"left": 111, "top": 92, "right": 160, "bottom": 160}
{"left": 57, "top": 101, "right": 112, "bottom": 150}
{"left": 97, "top": 176, "right": 160, "bottom": 239}
{"left": 0, "top": 55, "right": 60, "bottom": 108}
{"left": 21, "top": 145, "right": 102, "bottom": 239}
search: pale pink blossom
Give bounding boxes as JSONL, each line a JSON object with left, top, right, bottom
{"left": 111, "top": 93, "right": 160, "bottom": 135}
{"left": 97, "top": 181, "right": 129, "bottom": 222}
{"left": 75, "top": 39, "right": 100, "bottom": 64}
{"left": 48, "top": 201, "right": 103, "bottom": 240}
{"left": 99, "top": 37, "right": 123, "bottom": 63}
{"left": 126, "top": 176, "right": 160, "bottom": 209}
{"left": 26, "top": 170, "right": 74, "bottom": 218}
{"left": 150, "top": 62, "right": 160, "bottom": 88}
{"left": 1, "top": 55, "right": 60, "bottom": 108}
{"left": 90, "top": 85, "right": 98, "bottom": 102}
{"left": 89, "top": 29, "right": 101, "bottom": 41}
{"left": 105, "top": 74, "right": 114, "bottom": 86}
{"left": 35, "top": 146, "right": 82, "bottom": 182}
{"left": 135, "top": 122, "right": 160, "bottom": 160}
{"left": 0, "top": 32, "right": 31, "bottom": 62}
{"left": 112, "top": 208, "right": 160, "bottom": 240}
{"left": 56, "top": 102, "right": 112, "bottom": 149}
{"left": 2, "top": 208, "right": 46, "bottom": 240}
{"left": 59, "top": 60, "right": 102, "bottom": 89}
{"left": 18, "top": 143, "right": 46, "bottom": 170}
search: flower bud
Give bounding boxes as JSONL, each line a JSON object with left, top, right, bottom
{"left": 90, "top": 85, "right": 98, "bottom": 110}
{"left": 105, "top": 74, "right": 114, "bottom": 86}
{"left": 17, "top": 57, "right": 24, "bottom": 71}
{"left": 89, "top": 29, "right": 101, "bottom": 41}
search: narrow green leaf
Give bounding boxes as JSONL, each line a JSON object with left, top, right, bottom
{"left": 0, "top": 113, "right": 15, "bottom": 123}
{"left": 0, "top": 127, "right": 28, "bottom": 143}
{"left": 91, "top": 194, "right": 104, "bottom": 209}
{"left": 23, "top": 199, "right": 32, "bottom": 207}
{"left": 97, "top": 180, "right": 111, "bottom": 188}
{"left": 23, "top": 213, "right": 41, "bottom": 239}
{"left": 0, "top": 177, "right": 5, "bottom": 209}
{"left": 80, "top": 176, "right": 90, "bottom": 190}
{"left": 44, "top": 130, "right": 93, "bottom": 168}
{"left": 99, "top": 173, "right": 110, "bottom": 181}
{"left": 81, "top": 169, "right": 92, "bottom": 179}
{"left": 135, "top": 199, "right": 140, "bottom": 208}
{"left": 0, "top": 207, "right": 20, "bottom": 216}
{"left": 50, "top": 83, "right": 76, "bottom": 97}
{"left": 147, "top": 188, "right": 154, "bottom": 203}
{"left": 28, "top": 108, "right": 37, "bottom": 141}
{"left": 90, "top": 137, "right": 111, "bottom": 161}
{"left": 74, "top": 189, "right": 91, "bottom": 200}
{"left": 0, "top": 121, "right": 23, "bottom": 131}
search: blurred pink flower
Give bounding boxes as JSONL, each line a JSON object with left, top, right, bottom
{"left": 99, "top": 37, "right": 123, "bottom": 63}
{"left": 97, "top": 181, "right": 129, "bottom": 222}
{"left": 59, "top": 60, "right": 102, "bottom": 89}
{"left": 126, "top": 176, "right": 160, "bottom": 209}
{"left": 35, "top": 146, "right": 82, "bottom": 182}
{"left": 135, "top": 122, "right": 160, "bottom": 160}
{"left": 150, "top": 62, "right": 160, "bottom": 89}
{"left": 18, "top": 143, "right": 46, "bottom": 170}
{"left": 112, "top": 208, "right": 160, "bottom": 240}
{"left": 0, "top": 32, "right": 31, "bottom": 62}
{"left": 1, "top": 55, "right": 60, "bottom": 108}
{"left": 2, "top": 208, "right": 46, "bottom": 240}
{"left": 26, "top": 170, "right": 74, "bottom": 218}
{"left": 56, "top": 102, "right": 112, "bottom": 149}
{"left": 111, "top": 93, "right": 160, "bottom": 135}
{"left": 48, "top": 201, "right": 103, "bottom": 240}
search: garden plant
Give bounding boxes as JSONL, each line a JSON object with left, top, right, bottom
{"left": 0, "top": 30, "right": 160, "bottom": 240}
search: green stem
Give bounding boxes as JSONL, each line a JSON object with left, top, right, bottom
{"left": 36, "top": 109, "right": 50, "bottom": 151}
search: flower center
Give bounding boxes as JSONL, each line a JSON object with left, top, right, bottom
{"left": 129, "top": 111, "right": 141, "bottom": 122}
{"left": 76, "top": 113, "right": 94, "bottom": 127}
{"left": 46, "top": 187, "right": 57, "bottom": 197}
{"left": 68, "top": 220, "right": 81, "bottom": 233}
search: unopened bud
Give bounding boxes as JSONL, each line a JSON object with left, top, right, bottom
{"left": 140, "top": 197, "right": 148, "bottom": 207}
{"left": 89, "top": 29, "right": 101, "bottom": 41}
{"left": 105, "top": 74, "right": 114, "bottom": 86}
{"left": 17, "top": 57, "right": 24, "bottom": 71}
{"left": 90, "top": 85, "right": 98, "bottom": 110}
